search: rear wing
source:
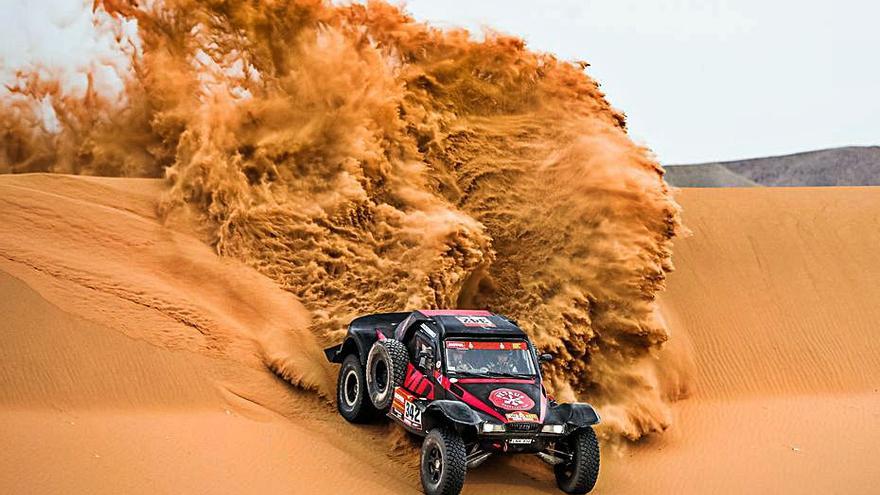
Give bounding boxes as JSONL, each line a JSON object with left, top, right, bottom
{"left": 324, "top": 344, "right": 344, "bottom": 363}
{"left": 324, "top": 311, "right": 411, "bottom": 363}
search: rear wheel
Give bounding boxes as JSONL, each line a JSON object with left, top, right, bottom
{"left": 336, "top": 354, "right": 376, "bottom": 423}
{"left": 554, "top": 426, "right": 600, "bottom": 494}
{"left": 366, "top": 339, "right": 408, "bottom": 411}
{"left": 420, "top": 427, "right": 467, "bottom": 495}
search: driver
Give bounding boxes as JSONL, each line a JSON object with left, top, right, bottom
{"left": 494, "top": 352, "right": 520, "bottom": 373}
{"left": 448, "top": 350, "right": 473, "bottom": 372}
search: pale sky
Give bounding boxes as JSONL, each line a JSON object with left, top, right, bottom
{"left": 401, "top": 0, "right": 879, "bottom": 163}
{"left": 2, "top": 1, "right": 877, "bottom": 163}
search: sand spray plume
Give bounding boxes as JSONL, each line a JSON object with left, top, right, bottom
{"left": 0, "top": 1, "right": 153, "bottom": 175}
{"left": 434, "top": 113, "right": 684, "bottom": 440}
{"left": 2, "top": 0, "right": 683, "bottom": 440}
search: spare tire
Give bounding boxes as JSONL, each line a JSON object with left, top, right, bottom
{"left": 366, "top": 339, "right": 409, "bottom": 411}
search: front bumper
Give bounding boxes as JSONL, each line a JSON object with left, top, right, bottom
{"left": 476, "top": 423, "right": 568, "bottom": 454}
{"left": 476, "top": 433, "right": 562, "bottom": 454}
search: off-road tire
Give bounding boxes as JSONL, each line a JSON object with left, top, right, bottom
{"left": 366, "top": 339, "right": 408, "bottom": 411}
{"left": 336, "top": 354, "right": 376, "bottom": 423}
{"left": 554, "top": 426, "right": 600, "bottom": 494}
{"left": 420, "top": 427, "right": 467, "bottom": 495}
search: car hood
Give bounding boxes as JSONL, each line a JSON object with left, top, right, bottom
{"left": 447, "top": 379, "right": 544, "bottom": 423}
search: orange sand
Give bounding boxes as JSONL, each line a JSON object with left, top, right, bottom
{"left": 1, "top": 175, "right": 878, "bottom": 493}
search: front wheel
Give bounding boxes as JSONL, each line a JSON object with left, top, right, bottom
{"left": 420, "top": 427, "right": 467, "bottom": 495}
{"left": 554, "top": 426, "right": 600, "bottom": 494}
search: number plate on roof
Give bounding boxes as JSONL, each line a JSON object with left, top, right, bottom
{"left": 455, "top": 316, "right": 496, "bottom": 327}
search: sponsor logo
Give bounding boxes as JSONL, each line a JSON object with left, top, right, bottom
{"left": 446, "top": 340, "right": 528, "bottom": 350}
{"left": 505, "top": 411, "right": 539, "bottom": 422}
{"left": 509, "top": 438, "right": 533, "bottom": 445}
{"left": 488, "top": 388, "right": 536, "bottom": 411}
{"left": 392, "top": 387, "right": 422, "bottom": 429}
{"left": 455, "top": 316, "right": 496, "bottom": 327}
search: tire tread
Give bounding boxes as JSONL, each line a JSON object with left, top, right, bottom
{"left": 382, "top": 339, "right": 409, "bottom": 389}
{"left": 421, "top": 427, "right": 467, "bottom": 495}
{"left": 555, "top": 426, "right": 600, "bottom": 493}
{"left": 337, "top": 354, "right": 376, "bottom": 423}
{"left": 367, "top": 339, "right": 408, "bottom": 410}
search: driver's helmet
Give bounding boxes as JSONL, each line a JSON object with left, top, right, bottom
{"left": 494, "top": 352, "right": 517, "bottom": 371}
{"left": 448, "top": 349, "right": 466, "bottom": 369}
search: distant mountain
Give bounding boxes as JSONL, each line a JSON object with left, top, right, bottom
{"left": 663, "top": 163, "right": 758, "bottom": 188}
{"left": 665, "top": 146, "right": 880, "bottom": 187}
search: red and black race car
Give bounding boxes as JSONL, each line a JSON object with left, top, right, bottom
{"left": 324, "top": 310, "right": 601, "bottom": 495}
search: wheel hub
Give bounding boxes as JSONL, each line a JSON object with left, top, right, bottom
{"left": 426, "top": 445, "right": 443, "bottom": 483}
{"left": 375, "top": 360, "right": 388, "bottom": 393}
{"left": 343, "top": 369, "right": 358, "bottom": 406}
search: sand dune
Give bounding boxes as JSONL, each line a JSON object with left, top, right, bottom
{"left": 664, "top": 187, "right": 880, "bottom": 399}
{"left": 0, "top": 174, "right": 334, "bottom": 394}
{"left": 613, "top": 187, "right": 880, "bottom": 493}
{"left": 1, "top": 175, "right": 879, "bottom": 493}
{"left": 0, "top": 273, "right": 415, "bottom": 494}
{"left": 0, "top": 174, "right": 414, "bottom": 494}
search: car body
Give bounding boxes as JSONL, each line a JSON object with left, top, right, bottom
{"left": 325, "top": 309, "right": 601, "bottom": 495}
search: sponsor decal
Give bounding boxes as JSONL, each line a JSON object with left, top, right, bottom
{"left": 446, "top": 340, "right": 528, "bottom": 350}
{"left": 455, "top": 316, "right": 496, "bottom": 327}
{"left": 391, "top": 387, "right": 422, "bottom": 429}
{"left": 509, "top": 438, "right": 533, "bottom": 445}
{"left": 404, "top": 366, "right": 435, "bottom": 399}
{"left": 488, "top": 388, "right": 536, "bottom": 411}
{"left": 392, "top": 393, "right": 406, "bottom": 418}
{"left": 505, "top": 411, "right": 539, "bottom": 422}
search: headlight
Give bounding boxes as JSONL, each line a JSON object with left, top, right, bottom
{"left": 481, "top": 423, "right": 506, "bottom": 433}
{"left": 541, "top": 424, "right": 565, "bottom": 434}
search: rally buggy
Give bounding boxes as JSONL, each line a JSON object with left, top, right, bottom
{"left": 324, "top": 310, "right": 601, "bottom": 495}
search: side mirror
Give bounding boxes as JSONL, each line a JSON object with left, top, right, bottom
{"left": 538, "top": 353, "right": 553, "bottom": 363}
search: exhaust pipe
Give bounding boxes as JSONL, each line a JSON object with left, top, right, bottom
{"left": 467, "top": 451, "right": 493, "bottom": 469}
{"left": 536, "top": 452, "right": 564, "bottom": 465}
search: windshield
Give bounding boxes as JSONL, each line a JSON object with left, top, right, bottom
{"left": 444, "top": 340, "right": 536, "bottom": 377}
